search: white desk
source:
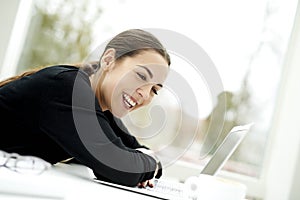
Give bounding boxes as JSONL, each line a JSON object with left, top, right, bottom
{"left": 0, "top": 163, "right": 247, "bottom": 200}
{"left": 0, "top": 163, "right": 160, "bottom": 200}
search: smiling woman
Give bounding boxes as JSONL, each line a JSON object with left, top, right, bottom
{"left": 91, "top": 48, "right": 169, "bottom": 118}
{"left": 0, "top": 29, "right": 170, "bottom": 188}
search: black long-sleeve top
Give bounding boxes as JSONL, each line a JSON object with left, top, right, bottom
{"left": 0, "top": 65, "right": 161, "bottom": 186}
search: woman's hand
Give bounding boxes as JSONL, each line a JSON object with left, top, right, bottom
{"left": 136, "top": 148, "right": 159, "bottom": 188}
{"left": 137, "top": 179, "right": 155, "bottom": 188}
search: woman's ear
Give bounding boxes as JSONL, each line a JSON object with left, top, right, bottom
{"left": 100, "top": 48, "right": 116, "bottom": 71}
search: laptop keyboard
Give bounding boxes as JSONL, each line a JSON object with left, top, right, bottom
{"left": 146, "top": 179, "right": 185, "bottom": 198}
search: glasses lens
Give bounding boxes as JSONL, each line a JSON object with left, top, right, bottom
{"left": 0, "top": 150, "right": 8, "bottom": 165}
{"left": 0, "top": 150, "right": 51, "bottom": 174}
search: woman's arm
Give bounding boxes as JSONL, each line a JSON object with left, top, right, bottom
{"left": 105, "top": 111, "right": 163, "bottom": 180}
{"left": 104, "top": 111, "right": 149, "bottom": 149}
{"left": 38, "top": 68, "right": 158, "bottom": 186}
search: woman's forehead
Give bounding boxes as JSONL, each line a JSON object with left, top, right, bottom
{"left": 127, "top": 50, "right": 168, "bottom": 67}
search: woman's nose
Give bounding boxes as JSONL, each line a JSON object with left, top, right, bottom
{"left": 136, "top": 86, "right": 151, "bottom": 101}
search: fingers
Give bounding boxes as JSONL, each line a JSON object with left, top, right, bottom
{"left": 137, "top": 179, "right": 154, "bottom": 188}
{"left": 142, "top": 181, "right": 148, "bottom": 188}
{"left": 148, "top": 179, "right": 154, "bottom": 188}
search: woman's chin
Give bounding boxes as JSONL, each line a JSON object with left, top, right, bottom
{"left": 110, "top": 107, "right": 129, "bottom": 118}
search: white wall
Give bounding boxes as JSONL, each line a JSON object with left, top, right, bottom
{"left": 264, "top": 1, "right": 300, "bottom": 199}
{"left": 0, "top": 0, "right": 21, "bottom": 74}
{"left": 289, "top": 155, "right": 300, "bottom": 200}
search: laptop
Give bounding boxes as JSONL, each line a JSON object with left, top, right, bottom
{"left": 94, "top": 123, "right": 253, "bottom": 199}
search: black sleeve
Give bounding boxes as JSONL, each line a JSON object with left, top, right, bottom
{"left": 38, "top": 70, "right": 157, "bottom": 186}
{"left": 106, "top": 114, "right": 163, "bottom": 179}
{"left": 103, "top": 111, "right": 149, "bottom": 149}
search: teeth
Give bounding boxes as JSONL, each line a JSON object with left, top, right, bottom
{"left": 124, "top": 100, "right": 131, "bottom": 107}
{"left": 123, "top": 93, "right": 137, "bottom": 108}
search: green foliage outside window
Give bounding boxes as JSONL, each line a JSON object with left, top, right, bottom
{"left": 17, "top": 0, "right": 102, "bottom": 72}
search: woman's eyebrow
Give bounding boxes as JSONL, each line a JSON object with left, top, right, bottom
{"left": 136, "top": 65, "right": 163, "bottom": 87}
{"left": 136, "top": 65, "right": 153, "bottom": 78}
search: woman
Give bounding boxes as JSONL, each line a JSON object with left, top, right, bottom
{"left": 0, "top": 29, "right": 171, "bottom": 187}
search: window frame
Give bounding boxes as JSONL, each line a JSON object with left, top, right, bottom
{"left": 0, "top": 0, "right": 33, "bottom": 81}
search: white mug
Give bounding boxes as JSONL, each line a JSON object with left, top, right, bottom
{"left": 183, "top": 174, "right": 247, "bottom": 200}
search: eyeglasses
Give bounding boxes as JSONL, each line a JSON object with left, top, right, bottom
{"left": 0, "top": 150, "right": 51, "bottom": 175}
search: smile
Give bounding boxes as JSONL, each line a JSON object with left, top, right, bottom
{"left": 122, "top": 93, "right": 137, "bottom": 109}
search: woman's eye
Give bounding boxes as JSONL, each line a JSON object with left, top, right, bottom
{"left": 137, "top": 72, "right": 147, "bottom": 81}
{"left": 152, "top": 87, "right": 158, "bottom": 95}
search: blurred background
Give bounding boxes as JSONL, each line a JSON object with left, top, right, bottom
{"left": 1, "top": 0, "right": 300, "bottom": 199}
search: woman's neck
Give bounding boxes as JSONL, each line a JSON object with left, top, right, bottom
{"left": 89, "top": 70, "right": 108, "bottom": 111}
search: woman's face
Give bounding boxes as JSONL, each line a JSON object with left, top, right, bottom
{"left": 98, "top": 50, "right": 169, "bottom": 118}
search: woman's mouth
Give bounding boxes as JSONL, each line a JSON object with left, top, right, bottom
{"left": 122, "top": 93, "right": 137, "bottom": 109}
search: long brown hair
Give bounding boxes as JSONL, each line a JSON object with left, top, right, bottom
{"left": 0, "top": 61, "right": 98, "bottom": 88}
{"left": 0, "top": 68, "right": 41, "bottom": 88}
{"left": 0, "top": 29, "right": 170, "bottom": 87}
{"left": 103, "top": 29, "right": 170, "bottom": 65}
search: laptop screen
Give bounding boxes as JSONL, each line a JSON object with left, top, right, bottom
{"left": 200, "top": 123, "right": 253, "bottom": 176}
